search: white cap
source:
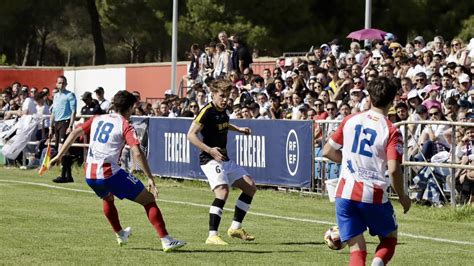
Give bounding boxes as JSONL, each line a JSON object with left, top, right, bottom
{"left": 459, "top": 73, "right": 470, "bottom": 84}
{"left": 407, "top": 90, "right": 419, "bottom": 100}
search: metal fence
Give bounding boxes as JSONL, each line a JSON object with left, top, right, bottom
{"left": 9, "top": 115, "right": 474, "bottom": 206}
{"left": 314, "top": 119, "right": 474, "bottom": 207}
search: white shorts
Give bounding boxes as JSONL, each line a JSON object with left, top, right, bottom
{"left": 201, "top": 160, "right": 249, "bottom": 190}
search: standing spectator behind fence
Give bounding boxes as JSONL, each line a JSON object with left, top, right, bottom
{"left": 49, "top": 75, "right": 77, "bottom": 183}
{"left": 94, "top": 87, "right": 110, "bottom": 113}
{"left": 231, "top": 35, "right": 252, "bottom": 74}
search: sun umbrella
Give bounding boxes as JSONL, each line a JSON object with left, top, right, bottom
{"left": 346, "top": 28, "right": 387, "bottom": 41}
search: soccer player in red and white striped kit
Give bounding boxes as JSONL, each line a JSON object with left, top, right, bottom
{"left": 51, "top": 90, "right": 185, "bottom": 252}
{"left": 323, "top": 77, "right": 411, "bottom": 266}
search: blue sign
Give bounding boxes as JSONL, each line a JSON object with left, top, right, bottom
{"left": 146, "top": 117, "right": 313, "bottom": 188}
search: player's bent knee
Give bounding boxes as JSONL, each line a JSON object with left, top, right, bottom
{"left": 134, "top": 189, "right": 156, "bottom": 206}
{"left": 103, "top": 193, "right": 114, "bottom": 202}
{"left": 213, "top": 185, "right": 229, "bottom": 200}
{"left": 245, "top": 176, "right": 257, "bottom": 196}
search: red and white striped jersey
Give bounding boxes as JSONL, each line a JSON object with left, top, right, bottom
{"left": 328, "top": 110, "right": 403, "bottom": 204}
{"left": 80, "top": 114, "right": 140, "bottom": 180}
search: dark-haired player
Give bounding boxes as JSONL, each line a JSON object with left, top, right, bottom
{"left": 187, "top": 79, "right": 257, "bottom": 245}
{"left": 50, "top": 90, "right": 185, "bottom": 252}
{"left": 323, "top": 77, "right": 411, "bottom": 266}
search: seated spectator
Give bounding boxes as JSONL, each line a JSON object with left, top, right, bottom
{"left": 413, "top": 106, "right": 450, "bottom": 162}
{"left": 291, "top": 91, "right": 305, "bottom": 120}
{"left": 187, "top": 100, "right": 200, "bottom": 117}
{"left": 268, "top": 95, "right": 283, "bottom": 119}
{"left": 229, "top": 103, "right": 242, "bottom": 119}
{"left": 80, "top": 92, "right": 103, "bottom": 117}
{"left": 151, "top": 101, "right": 161, "bottom": 116}
{"left": 240, "top": 105, "right": 252, "bottom": 119}
{"left": 455, "top": 126, "right": 474, "bottom": 205}
{"left": 422, "top": 84, "right": 442, "bottom": 110}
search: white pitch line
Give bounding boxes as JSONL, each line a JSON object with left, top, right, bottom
{"left": 1, "top": 179, "right": 473, "bottom": 246}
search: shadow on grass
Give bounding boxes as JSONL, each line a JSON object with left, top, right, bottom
{"left": 280, "top": 241, "right": 326, "bottom": 246}
{"left": 129, "top": 247, "right": 303, "bottom": 254}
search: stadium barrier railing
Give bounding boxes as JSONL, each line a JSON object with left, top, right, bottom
{"left": 11, "top": 115, "right": 474, "bottom": 205}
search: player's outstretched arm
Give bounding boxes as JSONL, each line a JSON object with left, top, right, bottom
{"left": 388, "top": 159, "right": 411, "bottom": 214}
{"left": 229, "top": 123, "right": 251, "bottom": 135}
{"left": 50, "top": 127, "right": 84, "bottom": 166}
{"left": 187, "top": 121, "right": 225, "bottom": 161}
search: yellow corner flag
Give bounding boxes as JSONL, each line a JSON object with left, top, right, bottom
{"left": 38, "top": 143, "right": 51, "bottom": 175}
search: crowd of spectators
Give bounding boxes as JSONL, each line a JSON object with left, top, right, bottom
{"left": 1, "top": 31, "right": 473, "bottom": 205}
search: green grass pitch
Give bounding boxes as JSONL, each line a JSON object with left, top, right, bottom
{"left": 0, "top": 167, "right": 473, "bottom": 265}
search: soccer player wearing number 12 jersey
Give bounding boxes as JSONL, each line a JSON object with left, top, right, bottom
{"left": 50, "top": 90, "right": 185, "bottom": 252}
{"left": 323, "top": 77, "right": 411, "bottom": 266}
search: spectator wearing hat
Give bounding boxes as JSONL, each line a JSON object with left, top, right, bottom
{"left": 387, "top": 106, "right": 398, "bottom": 123}
{"left": 94, "top": 87, "right": 110, "bottom": 113}
{"left": 389, "top": 42, "right": 403, "bottom": 57}
{"left": 407, "top": 90, "right": 423, "bottom": 115}
{"left": 80, "top": 91, "right": 103, "bottom": 117}
{"left": 422, "top": 84, "right": 442, "bottom": 110}
{"left": 348, "top": 87, "right": 364, "bottom": 111}
{"left": 458, "top": 73, "right": 471, "bottom": 102}
{"left": 414, "top": 36, "right": 425, "bottom": 51}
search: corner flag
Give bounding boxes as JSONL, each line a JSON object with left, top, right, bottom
{"left": 38, "top": 143, "right": 51, "bottom": 175}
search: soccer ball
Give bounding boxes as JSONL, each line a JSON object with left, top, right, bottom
{"left": 324, "top": 225, "right": 347, "bottom": 250}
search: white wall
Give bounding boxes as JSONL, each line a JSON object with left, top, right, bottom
{"left": 63, "top": 68, "right": 126, "bottom": 111}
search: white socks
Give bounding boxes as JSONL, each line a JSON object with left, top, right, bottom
{"left": 209, "top": 230, "right": 218, "bottom": 237}
{"left": 230, "top": 221, "right": 242, "bottom": 230}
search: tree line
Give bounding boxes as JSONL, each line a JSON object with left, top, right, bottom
{"left": 0, "top": 0, "right": 472, "bottom": 66}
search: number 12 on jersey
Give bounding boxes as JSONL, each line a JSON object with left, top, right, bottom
{"left": 93, "top": 121, "right": 114, "bottom": 143}
{"left": 351, "top": 124, "right": 377, "bottom": 158}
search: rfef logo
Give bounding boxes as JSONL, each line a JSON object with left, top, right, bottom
{"left": 286, "top": 129, "right": 299, "bottom": 176}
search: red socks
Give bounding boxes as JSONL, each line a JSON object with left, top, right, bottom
{"left": 349, "top": 250, "right": 367, "bottom": 266}
{"left": 375, "top": 237, "right": 397, "bottom": 264}
{"left": 103, "top": 200, "right": 122, "bottom": 233}
{"left": 144, "top": 202, "right": 168, "bottom": 238}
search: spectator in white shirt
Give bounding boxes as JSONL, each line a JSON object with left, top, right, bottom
{"left": 94, "top": 87, "right": 111, "bottom": 113}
